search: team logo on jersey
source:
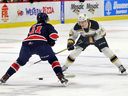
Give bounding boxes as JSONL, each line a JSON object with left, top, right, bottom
{"left": 1, "top": 4, "right": 9, "bottom": 22}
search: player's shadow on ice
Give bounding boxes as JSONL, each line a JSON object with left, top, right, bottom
{"left": 2, "top": 81, "right": 102, "bottom": 95}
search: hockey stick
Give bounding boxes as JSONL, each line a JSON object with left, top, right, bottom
{"left": 55, "top": 48, "right": 67, "bottom": 54}
{"left": 34, "top": 48, "right": 68, "bottom": 64}
{"left": 34, "top": 39, "right": 83, "bottom": 64}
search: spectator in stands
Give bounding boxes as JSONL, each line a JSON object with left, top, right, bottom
{"left": 1, "top": 0, "right": 8, "bottom": 3}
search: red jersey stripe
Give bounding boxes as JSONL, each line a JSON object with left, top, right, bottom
{"left": 24, "top": 35, "right": 47, "bottom": 41}
{"left": 49, "top": 33, "right": 59, "bottom": 40}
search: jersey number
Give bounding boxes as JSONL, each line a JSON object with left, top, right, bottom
{"left": 29, "top": 25, "right": 42, "bottom": 35}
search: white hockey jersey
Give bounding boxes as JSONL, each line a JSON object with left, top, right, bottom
{"left": 69, "top": 20, "right": 106, "bottom": 41}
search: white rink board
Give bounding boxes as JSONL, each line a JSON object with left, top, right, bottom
{"left": 0, "top": 0, "right": 104, "bottom": 24}
{"left": 0, "top": 2, "right": 60, "bottom": 23}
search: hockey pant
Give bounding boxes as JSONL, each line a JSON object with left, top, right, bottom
{"left": 65, "top": 37, "right": 122, "bottom": 68}
{"left": 4, "top": 41, "right": 63, "bottom": 78}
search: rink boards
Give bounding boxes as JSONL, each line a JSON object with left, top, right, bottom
{"left": 0, "top": 0, "right": 128, "bottom": 28}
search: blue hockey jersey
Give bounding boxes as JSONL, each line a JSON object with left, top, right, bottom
{"left": 24, "top": 23, "right": 59, "bottom": 43}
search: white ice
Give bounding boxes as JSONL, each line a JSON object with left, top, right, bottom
{"left": 0, "top": 20, "right": 128, "bottom": 96}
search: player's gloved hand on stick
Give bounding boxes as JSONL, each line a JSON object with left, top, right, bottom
{"left": 67, "top": 39, "right": 75, "bottom": 51}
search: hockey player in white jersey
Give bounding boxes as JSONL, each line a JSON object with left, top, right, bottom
{"left": 62, "top": 13, "right": 126, "bottom": 74}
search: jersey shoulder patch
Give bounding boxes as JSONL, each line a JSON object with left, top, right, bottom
{"left": 74, "top": 23, "right": 82, "bottom": 30}
{"left": 90, "top": 20, "right": 99, "bottom": 30}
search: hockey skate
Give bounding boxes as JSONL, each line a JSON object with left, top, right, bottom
{"left": 57, "top": 73, "right": 68, "bottom": 86}
{"left": 62, "top": 65, "right": 68, "bottom": 72}
{"left": 62, "top": 65, "right": 76, "bottom": 78}
{"left": 0, "top": 74, "right": 10, "bottom": 84}
{"left": 118, "top": 65, "right": 126, "bottom": 74}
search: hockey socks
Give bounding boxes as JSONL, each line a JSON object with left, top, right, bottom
{"left": 51, "top": 61, "right": 68, "bottom": 84}
{"left": 62, "top": 56, "right": 75, "bottom": 72}
{"left": 0, "top": 63, "right": 20, "bottom": 83}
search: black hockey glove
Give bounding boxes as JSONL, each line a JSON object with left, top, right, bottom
{"left": 48, "top": 41, "right": 55, "bottom": 47}
{"left": 67, "top": 39, "right": 75, "bottom": 51}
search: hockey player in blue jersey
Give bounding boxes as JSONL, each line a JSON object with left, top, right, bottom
{"left": 0, "top": 12, "right": 68, "bottom": 85}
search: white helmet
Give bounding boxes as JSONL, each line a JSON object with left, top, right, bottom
{"left": 78, "top": 13, "right": 88, "bottom": 22}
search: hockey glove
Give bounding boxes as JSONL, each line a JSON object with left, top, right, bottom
{"left": 48, "top": 41, "right": 55, "bottom": 47}
{"left": 67, "top": 39, "right": 75, "bottom": 51}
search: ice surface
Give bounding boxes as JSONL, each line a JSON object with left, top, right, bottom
{"left": 0, "top": 20, "right": 128, "bottom": 96}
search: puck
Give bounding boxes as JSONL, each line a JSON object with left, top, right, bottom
{"left": 38, "top": 77, "right": 43, "bottom": 80}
